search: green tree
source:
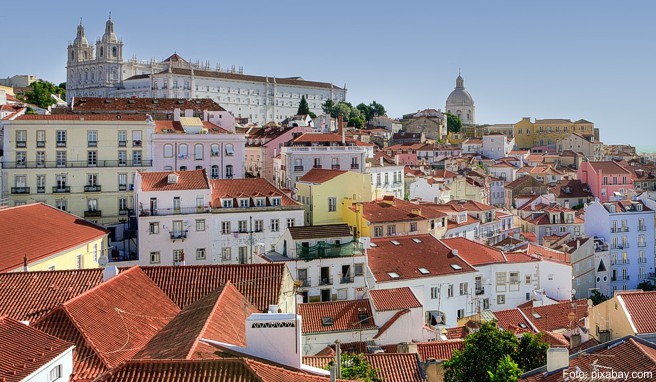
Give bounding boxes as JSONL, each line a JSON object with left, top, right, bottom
{"left": 328, "top": 353, "right": 381, "bottom": 382}
{"left": 488, "top": 355, "right": 522, "bottom": 382}
{"left": 25, "top": 106, "right": 37, "bottom": 115}
{"left": 357, "top": 102, "right": 372, "bottom": 121}
{"left": 332, "top": 101, "right": 353, "bottom": 119}
{"left": 349, "top": 116, "right": 365, "bottom": 129}
{"left": 58, "top": 82, "right": 66, "bottom": 90}
{"left": 370, "top": 100, "right": 386, "bottom": 118}
{"left": 589, "top": 290, "right": 609, "bottom": 306}
{"left": 637, "top": 281, "right": 655, "bottom": 291}
{"left": 308, "top": 111, "right": 317, "bottom": 119}
{"left": 321, "top": 99, "right": 335, "bottom": 115}
{"left": 297, "top": 95, "right": 310, "bottom": 115}
{"left": 22, "top": 81, "right": 66, "bottom": 109}
{"left": 446, "top": 112, "right": 462, "bottom": 133}
{"left": 444, "top": 322, "right": 548, "bottom": 382}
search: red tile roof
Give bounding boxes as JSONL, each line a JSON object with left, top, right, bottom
{"left": 588, "top": 160, "right": 633, "bottom": 175}
{"left": 520, "top": 337, "right": 656, "bottom": 381}
{"left": 154, "top": 120, "right": 230, "bottom": 134}
{"left": 492, "top": 308, "right": 536, "bottom": 334}
{"left": 15, "top": 113, "right": 150, "bottom": 121}
{"left": 292, "top": 132, "right": 355, "bottom": 144}
{"left": 136, "top": 281, "right": 258, "bottom": 360}
{"left": 139, "top": 169, "right": 210, "bottom": 191}
{"left": 0, "top": 316, "right": 74, "bottom": 382}
{"left": 441, "top": 237, "right": 506, "bottom": 266}
{"left": 541, "top": 331, "right": 569, "bottom": 347}
{"left": 139, "top": 263, "right": 288, "bottom": 312}
{"left": 210, "top": 178, "right": 299, "bottom": 207}
{"left": 526, "top": 244, "right": 570, "bottom": 264}
{"left": 69, "top": 97, "right": 225, "bottom": 112}
{"left": 517, "top": 299, "right": 589, "bottom": 332}
{"left": 0, "top": 203, "right": 108, "bottom": 273}
{"left": 365, "top": 353, "right": 425, "bottom": 382}
{"left": 96, "top": 358, "right": 339, "bottom": 382}
{"left": 617, "top": 291, "right": 656, "bottom": 334}
{"left": 445, "top": 326, "right": 469, "bottom": 340}
{"left": 33, "top": 267, "right": 180, "bottom": 381}
{"left": 416, "top": 340, "right": 465, "bottom": 361}
{"left": 298, "top": 168, "right": 348, "bottom": 184}
{"left": 298, "top": 300, "right": 376, "bottom": 334}
{"left": 355, "top": 198, "right": 440, "bottom": 223}
{"left": 369, "top": 287, "right": 422, "bottom": 311}
{"left": 368, "top": 235, "right": 476, "bottom": 282}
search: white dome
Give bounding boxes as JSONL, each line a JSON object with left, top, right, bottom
{"left": 446, "top": 75, "right": 474, "bottom": 107}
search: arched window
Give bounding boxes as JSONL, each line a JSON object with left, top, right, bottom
{"left": 194, "top": 144, "right": 203, "bottom": 160}
{"left": 211, "top": 165, "right": 219, "bottom": 179}
{"left": 83, "top": 51, "right": 87, "bottom": 60}
{"left": 99, "top": 47, "right": 104, "bottom": 57}
{"left": 225, "top": 144, "right": 234, "bottom": 156}
{"left": 179, "top": 144, "right": 188, "bottom": 158}
{"left": 71, "top": 51, "right": 75, "bottom": 60}
{"left": 112, "top": 46, "right": 117, "bottom": 57}
{"left": 163, "top": 144, "right": 173, "bottom": 158}
{"left": 210, "top": 144, "right": 219, "bottom": 157}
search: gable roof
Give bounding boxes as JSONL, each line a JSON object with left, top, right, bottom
{"left": 298, "top": 300, "right": 376, "bottom": 334}
{"left": 69, "top": 97, "right": 225, "bottom": 113}
{"left": 441, "top": 237, "right": 507, "bottom": 266}
{"left": 210, "top": 178, "right": 299, "bottom": 207}
{"left": 369, "top": 287, "right": 422, "bottom": 311}
{"left": 617, "top": 291, "right": 656, "bottom": 334}
{"left": 0, "top": 316, "right": 74, "bottom": 382}
{"left": 139, "top": 263, "right": 288, "bottom": 312}
{"left": 416, "top": 340, "right": 465, "bottom": 361}
{"left": 33, "top": 267, "right": 180, "bottom": 381}
{"left": 298, "top": 168, "right": 348, "bottom": 184}
{"left": 287, "top": 224, "right": 353, "bottom": 240}
{"left": 136, "top": 282, "right": 258, "bottom": 360}
{"left": 367, "top": 235, "right": 476, "bottom": 282}
{"left": 587, "top": 160, "right": 633, "bottom": 175}
{"left": 355, "top": 198, "right": 445, "bottom": 223}
{"left": 0, "top": 203, "right": 108, "bottom": 273}
{"left": 518, "top": 299, "right": 588, "bottom": 332}
{"left": 139, "top": 169, "right": 210, "bottom": 191}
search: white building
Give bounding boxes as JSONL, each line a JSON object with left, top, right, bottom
{"left": 482, "top": 133, "right": 514, "bottom": 160}
{"left": 262, "top": 224, "right": 366, "bottom": 303}
{"left": 66, "top": 17, "right": 346, "bottom": 124}
{"left": 409, "top": 177, "right": 452, "bottom": 204}
{"left": 367, "top": 154, "right": 405, "bottom": 199}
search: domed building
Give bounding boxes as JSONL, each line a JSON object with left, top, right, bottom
{"left": 445, "top": 74, "right": 475, "bottom": 125}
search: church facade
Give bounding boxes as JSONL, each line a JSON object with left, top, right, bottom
{"left": 66, "top": 16, "right": 347, "bottom": 124}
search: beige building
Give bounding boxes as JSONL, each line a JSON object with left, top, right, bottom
{"left": 558, "top": 132, "right": 604, "bottom": 161}
{"left": 1, "top": 114, "right": 154, "bottom": 226}
{"left": 588, "top": 291, "right": 656, "bottom": 343}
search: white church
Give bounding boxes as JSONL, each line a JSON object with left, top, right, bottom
{"left": 66, "top": 15, "right": 347, "bottom": 124}
{"left": 445, "top": 73, "right": 475, "bottom": 125}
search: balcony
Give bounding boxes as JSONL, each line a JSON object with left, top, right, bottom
{"left": 319, "top": 276, "right": 333, "bottom": 286}
{"left": 56, "top": 141, "right": 66, "bottom": 148}
{"left": 294, "top": 165, "right": 304, "bottom": 172}
{"left": 475, "top": 287, "right": 485, "bottom": 295}
{"left": 638, "top": 225, "right": 647, "bottom": 231}
{"left": 611, "top": 227, "right": 619, "bottom": 233}
{"left": 118, "top": 185, "right": 127, "bottom": 191}
{"left": 88, "top": 141, "right": 98, "bottom": 148}
{"left": 84, "top": 210, "right": 102, "bottom": 218}
{"left": 638, "top": 242, "right": 646, "bottom": 248}
{"left": 36, "top": 141, "right": 45, "bottom": 148}
{"left": 140, "top": 206, "right": 210, "bottom": 216}
{"left": 84, "top": 185, "right": 102, "bottom": 192}
{"left": 331, "top": 164, "right": 341, "bottom": 170}
{"left": 37, "top": 186, "right": 45, "bottom": 193}
{"left": 16, "top": 141, "right": 26, "bottom": 148}
{"left": 11, "top": 187, "right": 30, "bottom": 194}
{"left": 133, "top": 140, "right": 142, "bottom": 147}
{"left": 119, "top": 208, "right": 129, "bottom": 216}
{"left": 340, "top": 275, "right": 354, "bottom": 284}
{"left": 622, "top": 227, "right": 629, "bottom": 232}
{"left": 299, "top": 278, "right": 311, "bottom": 288}
{"left": 649, "top": 272, "right": 656, "bottom": 280}
{"left": 118, "top": 140, "right": 127, "bottom": 147}
{"left": 52, "top": 186, "right": 70, "bottom": 193}
{"left": 170, "top": 230, "right": 188, "bottom": 240}
{"left": 313, "top": 165, "right": 323, "bottom": 169}
{"left": 350, "top": 163, "right": 360, "bottom": 169}
{"left": 2, "top": 160, "right": 153, "bottom": 169}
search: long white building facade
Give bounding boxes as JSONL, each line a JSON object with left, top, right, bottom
{"left": 66, "top": 16, "right": 347, "bottom": 124}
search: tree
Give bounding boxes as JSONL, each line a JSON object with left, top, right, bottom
{"left": 326, "top": 353, "right": 381, "bottom": 382}
{"left": 589, "top": 290, "right": 609, "bottom": 306}
{"left": 488, "top": 355, "right": 522, "bottom": 382}
{"left": 297, "top": 95, "right": 310, "bottom": 115}
{"left": 446, "top": 112, "right": 462, "bottom": 133}
{"left": 357, "top": 103, "right": 372, "bottom": 121}
{"left": 58, "top": 82, "right": 66, "bottom": 90}
{"left": 22, "top": 81, "right": 66, "bottom": 109}
{"left": 349, "top": 116, "right": 365, "bottom": 129}
{"left": 370, "top": 101, "right": 386, "bottom": 119}
{"left": 637, "top": 281, "right": 655, "bottom": 291}
{"left": 444, "top": 322, "right": 548, "bottom": 382}
{"left": 321, "top": 99, "right": 335, "bottom": 115}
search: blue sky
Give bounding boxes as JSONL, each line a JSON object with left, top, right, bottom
{"left": 2, "top": 1, "right": 655, "bottom": 151}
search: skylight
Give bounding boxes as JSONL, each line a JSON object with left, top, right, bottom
{"left": 412, "top": 238, "right": 423, "bottom": 243}
{"left": 387, "top": 272, "right": 400, "bottom": 279}
{"left": 418, "top": 267, "right": 430, "bottom": 275}
{"left": 391, "top": 240, "right": 401, "bottom": 246}
{"left": 450, "top": 264, "right": 462, "bottom": 270}
{"left": 532, "top": 312, "right": 542, "bottom": 319}
{"left": 321, "top": 316, "right": 334, "bottom": 326}
{"left": 519, "top": 323, "right": 527, "bottom": 329}
{"left": 369, "top": 242, "right": 378, "bottom": 248}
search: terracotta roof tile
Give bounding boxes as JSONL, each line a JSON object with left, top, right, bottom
{"left": 0, "top": 316, "right": 74, "bottom": 382}
{"left": 288, "top": 224, "right": 353, "bottom": 240}
{"left": 0, "top": 203, "right": 108, "bottom": 273}
{"left": 69, "top": 97, "right": 225, "bottom": 112}
{"left": 15, "top": 113, "right": 150, "bottom": 121}
{"left": 139, "top": 263, "right": 288, "bottom": 312}
{"left": 298, "top": 168, "right": 348, "bottom": 184}
{"left": 139, "top": 169, "right": 210, "bottom": 191}
{"left": 588, "top": 160, "right": 633, "bottom": 175}
{"left": 526, "top": 244, "right": 570, "bottom": 264}
{"left": 442, "top": 237, "right": 506, "bottom": 266}
{"left": 617, "top": 291, "right": 656, "bottom": 334}
{"left": 416, "top": 340, "right": 465, "bottom": 361}
{"left": 445, "top": 326, "right": 468, "bottom": 340}
{"left": 368, "top": 235, "right": 476, "bottom": 282}
{"left": 369, "top": 287, "right": 422, "bottom": 311}
{"left": 136, "top": 282, "right": 258, "bottom": 360}
{"left": 492, "top": 309, "right": 536, "bottom": 333}
{"left": 518, "top": 299, "right": 588, "bottom": 332}
{"left": 355, "top": 198, "right": 443, "bottom": 223}
{"left": 210, "top": 178, "right": 299, "bottom": 207}
{"left": 298, "top": 300, "right": 376, "bottom": 334}
{"left": 541, "top": 331, "right": 569, "bottom": 347}
{"left": 33, "top": 267, "right": 180, "bottom": 381}
{"left": 365, "top": 353, "right": 425, "bottom": 382}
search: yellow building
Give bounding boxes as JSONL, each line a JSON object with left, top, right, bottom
{"left": 588, "top": 291, "right": 656, "bottom": 343}
{"left": 1, "top": 114, "right": 154, "bottom": 226}
{"left": 295, "top": 168, "right": 373, "bottom": 225}
{"left": 514, "top": 117, "right": 594, "bottom": 149}
{"left": 0, "top": 203, "right": 109, "bottom": 272}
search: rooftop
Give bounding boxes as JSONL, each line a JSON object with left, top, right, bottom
{"left": 298, "top": 168, "right": 348, "bottom": 184}
{"left": 617, "top": 291, "right": 656, "bottom": 334}
{"left": 139, "top": 169, "right": 210, "bottom": 191}
{"left": 211, "top": 178, "right": 299, "bottom": 208}
{"left": 297, "top": 299, "right": 376, "bottom": 334}
{"left": 287, "top": 224, "right": 353, "bottom": 240}
{"left": 68, "top": 97, "right": 225, "bottom": 112}
{"left": 369, "top": 287, "right": 422, "bottom": 311}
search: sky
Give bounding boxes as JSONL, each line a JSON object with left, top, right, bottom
{"left": 2, "top": 1, "right": 655, "bottom": 151}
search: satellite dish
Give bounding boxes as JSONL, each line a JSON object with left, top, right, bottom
{"left": 98, "top": 256, "right": 109, "bottom": 267}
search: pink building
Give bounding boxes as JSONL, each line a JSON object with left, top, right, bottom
{"left": 245, "top": 125, "right": 312, "bottom": 181}
{"left": 578, "top": 161, "right": 633, "bottom": 202}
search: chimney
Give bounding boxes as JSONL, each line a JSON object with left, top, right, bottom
{"left": 546, "top": 347, "right": 569, "bottom": 372}
{"left": 102, "top": 266, "right": 120, "bottom": 282}
{"left": 23, "top": 255, "right": 28, "bottom": 272}
{"left": 241, "top": 313, "right": 303, "bottom": 369}
{"left": 396, "top": 342, "right": 418, "bottom": 354}
{"left": 569, "top": 333, "right": 581, "bottom": 349}
{"left": 173, "top": 108, "right": 181, "bottom": 121}
{"left": 576, "top": 240, "right": 580, "bottom": 249}
{"left": 452, "top": 249, "right": 459, "bottom": 257}
{"left": 338, "top": 116, "right": 345, "bottom": 143}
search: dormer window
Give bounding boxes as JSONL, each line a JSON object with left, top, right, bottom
{"left": 270, "top": 196, "right": 282, "bottom": 206}
{"left": 254, "top": 197, "right": 266, "bottom": 207}
{"left": 221, "top": 198, "right": 233, "bottom": 208}
{"left": 238, "top": 198, "right": 250, "bottom": 208}
{"left": 167, "top": 173, "right": 179, "bottom": 184}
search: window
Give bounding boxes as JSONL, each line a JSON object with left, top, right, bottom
{"left": 222, "top": 221, "right": 231, "bottom": 234}
{"left": 87, "top": 151, "right": 97, "bottom": 166}
{"left": 15, "top": 151, "right": 26, "bottom": 167}
{"left": 118, "top": 130, "right": 127, "bottom": 146}
{"left": 271, "top": 219, "right": 280, "bottom": 232}
{"left": 48, "top": 364, "right": 62, "bottom": 382}
{"left": 225, "top": 165, "right": 233, "bottom": 178}
{"left": 459, "top": 282, "right": 468, "bottom": 295}
{"left": 16, "top": 130, "right": 27, "bottom": 147}
{"left": 88, "top": 130, "right": 98, "bottom": 147}
{"left": 132, "top": 130, "right": 142, "bottom": 147}
{"left": 525, "top": 275, "right": 532, "bottom": 284}
{"left": 196, "top": 219, "right": 206, "bottom": 231}
{"left": 211, "top": 165, "right": 219, "bottom": 179}
{"left": 410, "top": 222, "right": 418, "bottom": 232}
{"left": 211, "top": 144, "right": 219, "bottom": 156}
{"left": 37, "top": 175, "right": 45, "bottom": 193}
{"left": 447, "top": 284, "right": 454, "bottom": 298}
{"left": 457, "top": 309, "right": 465, "bottom": 320}
{"left": 354, "top": 263, "right": 364, "bottom": 276}
{"left": 254, "top": 219, "right": 263, "bottom": 232}
{"left": 118, "top": 173, "right": 128, "bottom": 191}
{"left": 287, "top": 218, "right": 295, "bottom": 227}
{"left": 328, "top": 197, "right": 337, "bottom": 212}
{"left": 496, "top": 272, "right": 506, "bottom": 285}
{"left": 173, "top": 249, "right": 184, "bottom": 263}
{"left": 222, "top": 247, "right": 232, "bottom": 261}
{"left": 36, "top": 130, "right": 46, "bottom": 147}
{"left": 164, "top": 144, "right": 173, "bottom": 157}
{"left": 374, "top": 226, "right": 383, "bottom": 237}
{"left": 56, "top": 130, "right": 67, "bottom": 147}
{"left": 222, "top": 199, "right": 233, "bottom": 208}
{"left": 510, "top": 272, "right": 520, "bottom": 284}
{"left": 238, "top": 220, "right": 248, "bottom": 233}
{"left": 431, "top": 286, "right": 440, "bottom": 299}
{"left": 225, "top": 144, "right": 234, "bottom": 156}
{"left": 196, "top": 248, "right": 206, "bottom": 260}
{"left": 118, "top": 150, "right": 127, "bottom": 165}
{"left": 133, "top": 150, "right": 142, "bottom": 166}
{"left": 497, "top": 294, "right": 506, "bottom": 304}
{"left": 149, "top": 251, "right": 160, "bottom": 264}
{"left": 194, "top": 144, "right": 203, "bottom": 160}
{"left": 56, "top": 199, "right": 67, "bottom": 211}
{"left": 387, "top": 225, "right": 396, "bottom": 236}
